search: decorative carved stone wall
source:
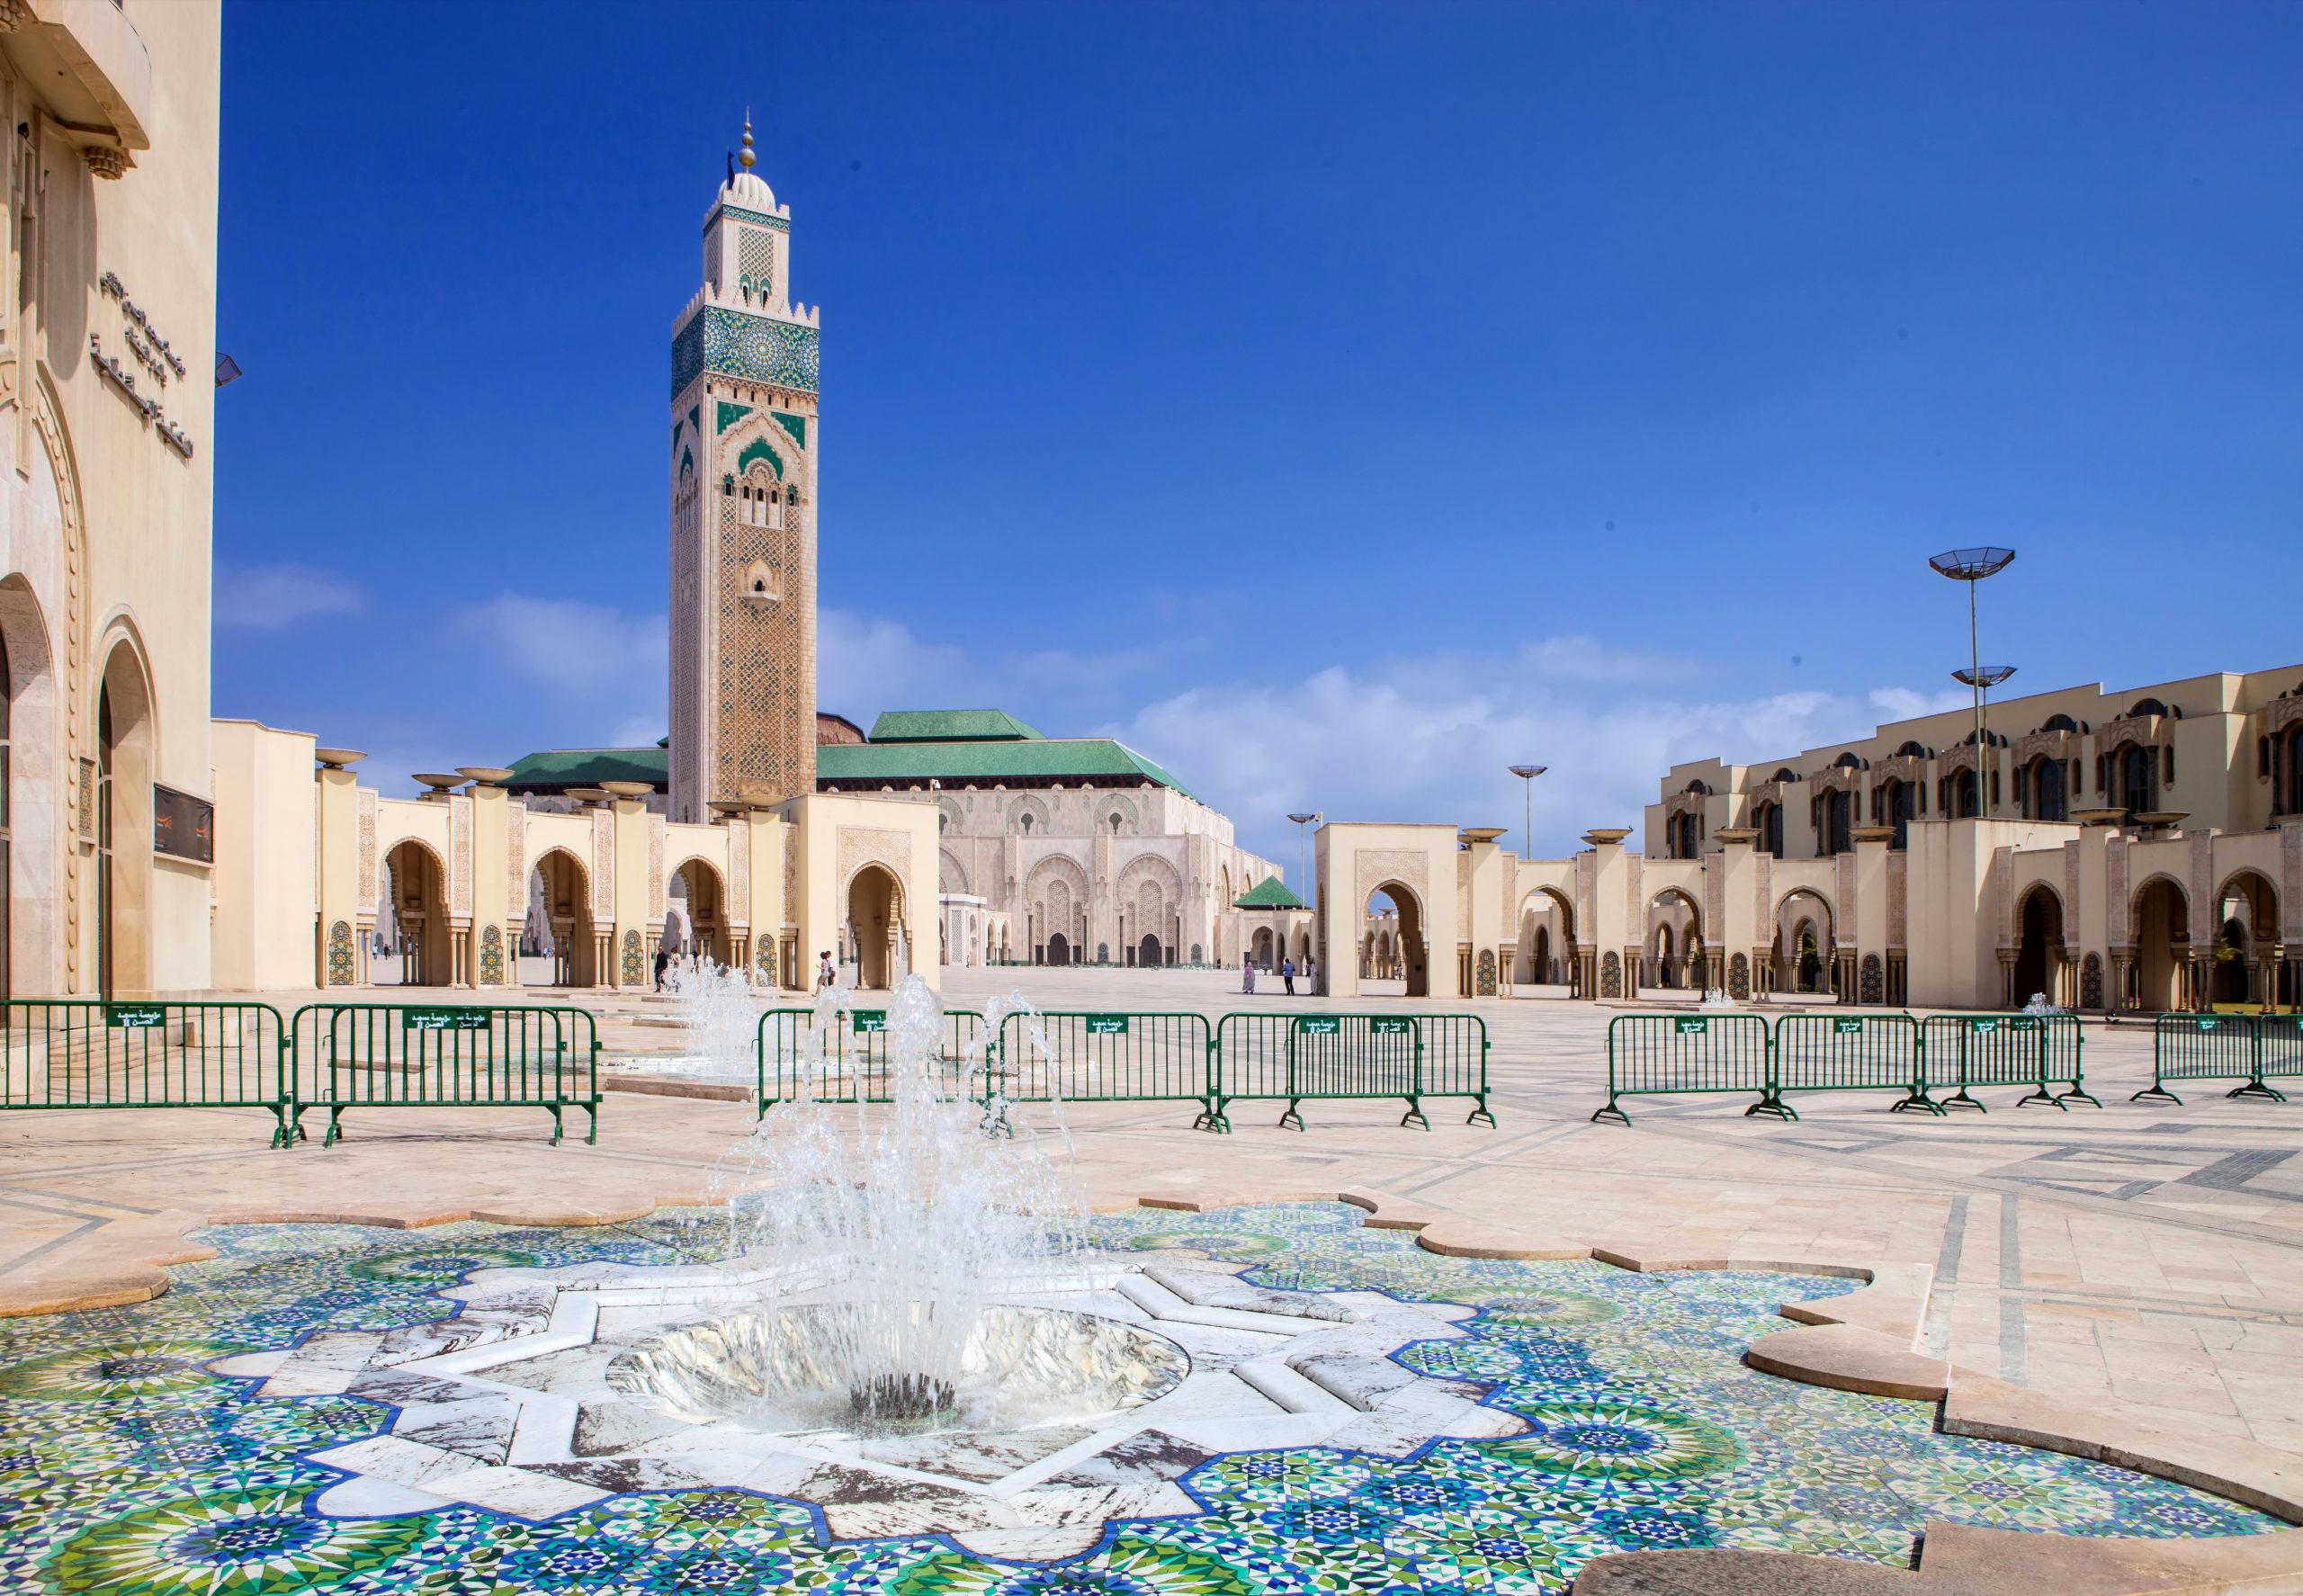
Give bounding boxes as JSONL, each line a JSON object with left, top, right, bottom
{"left": 1600, "top": 950, "right": 1622, "bottom": 999}
{"left": 2101, "top": 832, "right": 2128, "bottom": 942}
{"left": 1355, "top": 848, "right": 1429, "bottom": 906}
{"left": 621, "top": 928, "right": 645, "bottom": 986}
{"left": 2189, "top": 831, "right": 2216, "bottom": 943}
{"left": 729, "top": 820, "right": 751, "bottom": 925}
{"left": 479, "top": 924, "right": 504, "bottom": 985}
{"left": 649, "top": 815, "right": 667, "bottom": 920}
{"left": 1475, "top": 947, "right": 1497, "bottom": 997}
{"left": 838, "top": 827, "right": 913, "bottom": 895}
{"left": 326, "top": 920, "right": 354, "bottom": 986}
{"left": 2082, "top": 952, "right": 2105, "bottom": 1009}
{"left": 449, "top": 795, "right": 472, "bottom": 919}
{"left": 506, "top": 802, "right": 525, "bottom": 928}
{"left": 1859, "top": 953, "right": 1884, "bottom": 1005}
{"left": 1727, "top": 952, "right": 1750, "bottom": 1000}
{"left": 357, "top": 791, "right": 378, "bottom": 909}
{"left": 592, "top": 808, "right": 615, "bottom": 921}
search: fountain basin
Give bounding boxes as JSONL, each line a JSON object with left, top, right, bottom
{"left": 608, "top": 1302, "right": 1189, "bottom": 1436}
{"left": 213, "top": 1249, "right": 1524, "bottom": 1559}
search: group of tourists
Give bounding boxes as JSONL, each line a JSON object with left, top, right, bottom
{"left": 1241, "top": 955, "right": 1312, "bottom": 996}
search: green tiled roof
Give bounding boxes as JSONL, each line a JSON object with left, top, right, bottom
{"left": 1232, "top": 876, "right": 1305, "bottom": 910}
{"left": 817, "top": 737, "right": 1197, "bottom": 800}
{"left": 868, "top": 709, "right": 1044, "bottom": 743}
{"left": 503, "top": 747, "right": 669, "bottom": 790}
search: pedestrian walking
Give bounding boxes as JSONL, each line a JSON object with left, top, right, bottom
{"left": 1282, "top": 957, "right": 1296, "bottom": 996}
{"left": 814, "top": 949, "right": 837, "bottom": 993}
{"left": 652, "top": 944, "right": 671, "bottom": 991}
{"left": 1241, "top": 957, "right": 1256, "bottom": 996}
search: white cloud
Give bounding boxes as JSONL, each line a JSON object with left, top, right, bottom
{"left": 456, "top": 594, "right": 666, "bottom": 691}
{"left": 1106, "top": 646, "right": 1937, "bottom": 865}
{"left": 215, "top": 564, "right": 364, "bottom": 629}
{"left": 817, "top": 608, "right": 972, "bottom": 720}
{"left": 1868, "top": 686, "right": 1973, "bottom": 722}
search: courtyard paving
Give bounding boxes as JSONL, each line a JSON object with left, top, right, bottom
{"left": 3, "top": 966, "right": 2300, "bottom": 1498}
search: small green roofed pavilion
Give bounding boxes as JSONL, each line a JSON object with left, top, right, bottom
{"left": 1232, "top": 876, "right": 1306, "bottom": 910}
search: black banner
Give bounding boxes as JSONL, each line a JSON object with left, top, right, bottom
{"left": 153, "top": 783, "right": 213, "bottom": 864}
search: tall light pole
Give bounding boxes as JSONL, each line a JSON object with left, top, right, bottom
{"left": 1930, "top": 547, "right": 2016, "bottom": 782}
{"left": 1287, "top": 812, "right": 1321, "bottom": 910}
{"left": 1508, "top": 764, "right": 1547, "bottom": 857}
{"left": 1951, "top": 666, "right": 2015, "bottom": 813}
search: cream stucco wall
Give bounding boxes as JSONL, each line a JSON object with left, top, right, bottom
{"left": 0, "top": 2, "right": 220, "bottom": 996}
{"left": 208, "top": 718, "right": 315, "bottom": 991}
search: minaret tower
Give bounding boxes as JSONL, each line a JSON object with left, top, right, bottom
{"left": 668, "top": 118, "right": 821, "bottom": 822}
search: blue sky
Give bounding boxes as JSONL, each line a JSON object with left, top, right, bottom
{"left": 212, "top": 0, "right": 2302, "bottom": 864}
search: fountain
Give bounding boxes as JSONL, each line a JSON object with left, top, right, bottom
{"left": 219, "top": 975, "right": 1528, "bottom": 1556}
{"left": 661, "top": 973, "right": 1104, "bottom": 1432}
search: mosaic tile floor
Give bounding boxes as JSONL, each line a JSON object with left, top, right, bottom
{"left": 0, "top": 1202, "right": 2276, "bottom": 1594}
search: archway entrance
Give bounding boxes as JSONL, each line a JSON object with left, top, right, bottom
{"left": 2213, "top": 871, "right": 2281, "bottom": 1009}
{"left": 384, "top": 841, "right": 453, "bottom": 987}
{"left": 2131, "top": 878, "right": 2190, "bottom": 1011}
{"left": 847, "top": 865, "right": 903, "bottom": 990}
{"left": 1514, "top": 889, "right": 1574, "bottom": 994}
{"left": 1046, "top": 930, "right": 1071, "bottom": 966}
{"left": 1367, "top": 884, "right": 1427, "bottom": 997}
{"left": 95, "top": 644, "right": 155, "bottom": 996}
{"left": 675, "top": 859, "right": 728, "bottom": 965}
{"left": 2012, "top": 887, "right": 2063, "bottom": 1007}
{"left": 1138, "top": 932, "right": 1160, "bottom": 968}
{"left": 1768, "top": 890, "right": 1835, "bottom": 998}
{"left": 1644, "top": 889, "right": 1702, "bottom": 993}
{"left": 530, "top": 849, "right": 595, "bottom": 987}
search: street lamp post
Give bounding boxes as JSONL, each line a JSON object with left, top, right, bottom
{"left": 1930, "top": 547, "right": 2016, "bottom": 791}
{"left": 1951, "top": 665, "right": 2015, "bottom": 814}
{"left": 1507, "top": 765, "right": 1547, "bottom": 858}
{"left": 1286, "top": 812, "right": 1321, "bottom": 910}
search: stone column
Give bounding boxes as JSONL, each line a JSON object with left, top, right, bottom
{"left": 314, "top": 752, "right": 367, "bottom": 988}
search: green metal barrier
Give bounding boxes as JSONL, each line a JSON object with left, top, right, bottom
{"left": 991, "top": 1011, "right": 1216, "bottom": 1128}
{"left": 2137, "top": 1013, "right": 2296, "bottom": 1105}
{"left": 755, "top": 1007, "right": 984, "bottom": 1115}
{"left": 288, "top": 1002, "right": 598, "bottom": 1146}
{"left": 1592, "top": 1012, "right": 1781, "bottom": 1125}
{"left": 0, "top": 999, "right": 293, "bottom": 1145}
{"left": 1415, "top": 1014, "right": 1496, "bottom": 1128}
{"left": 2265, "top": 1015, "right": 2303, "bottom": 1096}
{"left": 1918, "top": 1013, "right": 2093, "bottom": 1111}
{"left": 1214, "top": 1012, "right": 1474, "bottom": 1131}
{"left": 1773, "top": 1012, "right": 1935, "bottom": 1114}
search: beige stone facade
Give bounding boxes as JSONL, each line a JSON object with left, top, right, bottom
{"left": 911, "top": 779, "right": 1282, "bottom": 969}
{"left": 1299, "top": 665, "right": 2303, "bottom": 1012}
{"left": 0, "top": 1, "right": 218, "bottom": 997}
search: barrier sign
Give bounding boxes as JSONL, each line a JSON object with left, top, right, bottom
{"left": 1834, "top": 1018, "right": 1865, "bottom": 1035}
{"left": 106, "top": 1004, "right": 167, "bottom": 1029}
{"left": 1675, "top": 1018, "right": 1709, "bottom": 1036}
{"left": 1971, "top": 1018, "right": 2000, "bottom": 1033}
{"left": 1371, "top": 1017, "right": 1412, "bottom": 1036}
{"left": 851, "top": 1011, "right": 888, "bottom": 1034}
{"left": 1295, "top": 1016, "right": 1341, "bottom": 1036}
{"left": 403, "top": 1009, "right": 488, "bottom": 1032}
{"left": 1084, "top": 1015, "right": 1129, "bottom": 1036}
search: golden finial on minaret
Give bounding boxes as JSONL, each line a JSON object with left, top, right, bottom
{"left": 739, "top": 112, "right": 756, "bottom": 171}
